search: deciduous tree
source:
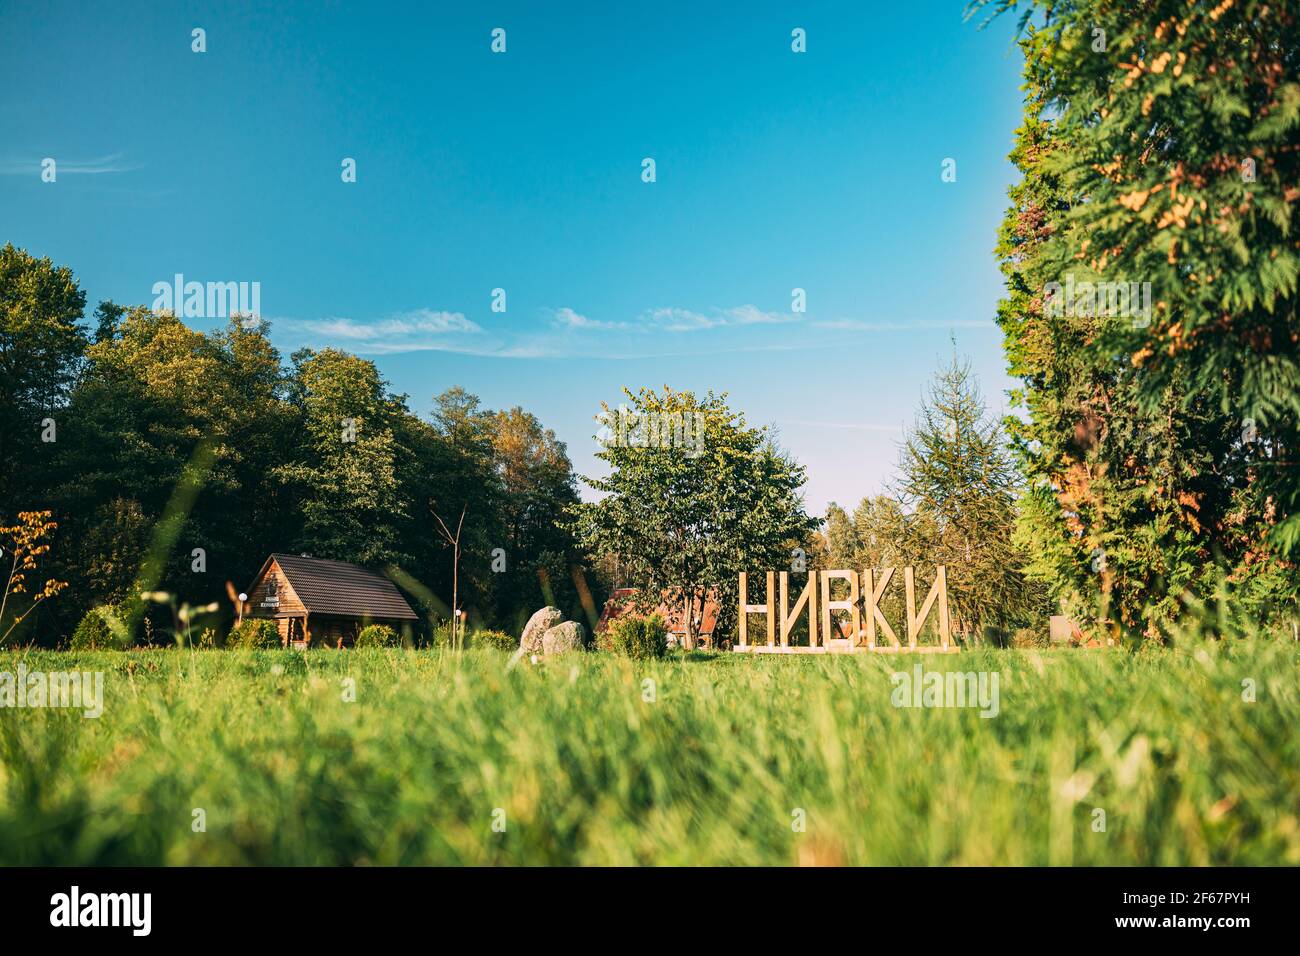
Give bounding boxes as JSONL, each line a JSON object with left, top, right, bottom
{"left": 572, "top": 387, "right": 818, "bottom": 647}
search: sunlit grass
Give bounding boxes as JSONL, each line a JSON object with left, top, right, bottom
{"left": 0, "top": 642, "right": 1296, "bottom": 865}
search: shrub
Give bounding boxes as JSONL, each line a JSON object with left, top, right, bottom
{"left": 226, "top": 618, "right": 281, "bottom": 650}
{"left": 472, "top": 629, "right": 517, "bottom": 652}
{"left": 604, "top": 614, "right": 668, "bottom": 660}
{"left": 67, "top": 606, "right": 129, "bottom": 650}
{"left": 355, "top": 624, "right": 399, "bottom": 648}
{"left": 1012, "top": 626, "right": 1047, "bottom": 649}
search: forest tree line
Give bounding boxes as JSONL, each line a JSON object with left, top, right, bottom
{"left": 0, "top": 243, "right": 591, "bottom": 645}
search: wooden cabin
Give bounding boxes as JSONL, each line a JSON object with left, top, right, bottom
{"left": 243, "top": 553, "right": 419, "bottom": 648}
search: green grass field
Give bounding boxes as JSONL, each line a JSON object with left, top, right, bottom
{"left": 1, "top": 643, "right": 1296, "bottom": 865}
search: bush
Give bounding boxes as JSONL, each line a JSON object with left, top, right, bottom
{"left": 603, "top": 614, "right": 668, "bottom": 660}
{"left": 355, "top": 624, "right": 399, "bottom": 648}
{"left": 430, "top": 621, "right": 453, "bottom": 647}
{"left": 1012, "top": 626, "right": 1047, "bottom": 649}
{"left": 472, "top": 629, "right": 517, "bottom": 652}
{"left": 67, "top": 606, "right": 129, "bottom": 650}
{"left": 226, "top": 618, "right": 281, "bottom": 650}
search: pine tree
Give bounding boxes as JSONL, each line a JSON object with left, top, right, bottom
{"left": 895, "top": 354, "right": 1046, "bottom": 636}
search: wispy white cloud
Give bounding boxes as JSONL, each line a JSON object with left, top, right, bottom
{"left": 642, "top": 307, "right": 720, "bottom": 331}
{"left": 0, "top": 152, "right": 142, "bottom": 175}
{"left": 550, "top": 307, "right": 626, "bottom": 330}
{"left": 276, "top": 308, "right": 482, "bottom": 354}
{"left": 725, "top": 304, "right": 798, "bottom": 325}
{"left": 264, "top": 303, "right": 991, "bottom": 360}
{"left": 314, "top": 309, "right": 480, "bottom": 338}
{"left": 642, "top": 304, "right": 798, "bottom": 332}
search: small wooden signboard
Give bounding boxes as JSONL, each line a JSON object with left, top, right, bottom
{"left": 735, "top": 567, "right": 956, "bottom": 654}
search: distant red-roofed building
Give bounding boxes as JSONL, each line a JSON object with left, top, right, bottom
{"left": 597, "top": 587, "right": 721, "bottom": 648}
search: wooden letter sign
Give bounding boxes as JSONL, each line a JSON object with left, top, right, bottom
{"left": 735, "top": 566, "right": 954, "bottom": 654}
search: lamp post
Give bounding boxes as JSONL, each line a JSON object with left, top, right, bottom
{"left": 237, "top": 593, "right": 247, "bottom": 625}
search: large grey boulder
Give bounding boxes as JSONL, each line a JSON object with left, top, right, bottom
{"left": 521, "top": 606, "right": 564, "bottom": 654}
{"left": 542, "top": 621, "right": 586, "bottom": 656}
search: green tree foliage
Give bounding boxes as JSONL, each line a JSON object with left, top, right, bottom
{"left": 488, "top": 405, "right": 583, "bottom": 625}
{"left": 277, "top": 348, "right": 407, "bottom": 566}
{"left": 821, "top": 496, "right": 912, "bottom": 572}
{"left": 425, "top": 387, "right": 506, "bottom": 624}
{"left": 47, "top": 309, "right": 294, "bottom": 627}
{"left": 0, "top": 244, "right": 87, "bottom": 514}
{"left": 816, "top": 497, "right": 918, "bottom": 633}
{"left": 986, "top": 0, "right": 1300, "bottom": 637}
{"left": 572, "top": 387, "right": 818, "bottom": 647}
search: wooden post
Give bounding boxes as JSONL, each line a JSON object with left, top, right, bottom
{"left": 683, "top": 592, "right": 694, "bottom": 651}
{"left": 739, "top": 572, "right": 775, "bottom": 647}
{"left": 820, "top": 570, "right": 861, "bottom": 647}
{"left": 904, "top": 565, "right": 950, "bottom": 649}
{"left": 738, "top": 573, "right": 748, "bottom": 647}
{"left": 779, "top": 571, "right": 817, "bottom": 647}
{"left": 433, "top": 503, "right": 467, "bottom": 651}
{"left": 864, "top": 568, "right": 899, "bottom": 649}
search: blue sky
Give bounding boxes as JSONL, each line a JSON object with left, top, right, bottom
{"left": 1, "top": 0, "right": 1025, "bottom": 514}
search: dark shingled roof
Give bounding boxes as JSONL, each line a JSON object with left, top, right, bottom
{"left": 270, "top": 553, "right": 419, "bottom": 620}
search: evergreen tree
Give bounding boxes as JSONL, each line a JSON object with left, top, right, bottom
{"left": 984, "top": 1, "right": 1300, "bottom": 637}
{"left": 895, "top": 354, "right": 1046, "bottom": 635}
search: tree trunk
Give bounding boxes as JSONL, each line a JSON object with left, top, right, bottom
{"left": 682, "top": 592, "right": 695, "bottom": 650}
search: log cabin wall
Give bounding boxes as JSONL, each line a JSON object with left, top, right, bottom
{"left": 245, "top": 559, "right": 306, "bottom": 617}
{"left": 316, "top": 615, "right": 362, "bottom": 647}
